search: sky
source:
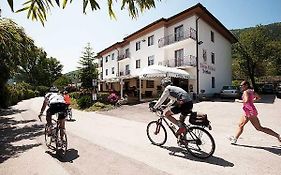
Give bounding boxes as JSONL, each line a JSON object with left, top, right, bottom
{"left": 1, "top": 0, "right": 281, "bottom": 73}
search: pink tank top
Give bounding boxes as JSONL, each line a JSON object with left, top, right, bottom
{"left": 242, "top": 89, "right": 257, "bottom": 112}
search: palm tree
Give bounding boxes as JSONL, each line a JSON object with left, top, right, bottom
{"left": 6, "top": 0, "right": 161, "bottom": 25}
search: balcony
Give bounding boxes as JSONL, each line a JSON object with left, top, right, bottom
{"left": 118, "top": 52, "right": 131, "bottom": 61}
{"left": 166, "top": 55, "right": 196, "bottom": 67}
{"left": 119, "top": 70, "right": 131, "bottom": 76}
{"left": 158, "top": 28, "right": 196, "bottom": 48}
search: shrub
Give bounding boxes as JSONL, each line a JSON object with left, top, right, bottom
{"left": 36, "top": 86, "right": 49, "bottom": 96}
{"left": 69, "top": 92, "right": 80, "bottom": 99}
{"left": 97, "top": 92, "right": 109, "bottom": 104}
{"left": 107, "top": 93, "right": 119, "bottom": 104}
{"left": 77, "top": 95, "right": 93, "bottom": 109}
{"left": 0, "top": 86, "right": 10, "bottom": 108}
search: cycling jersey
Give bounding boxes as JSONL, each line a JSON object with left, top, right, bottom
{"left": 45, "top": 92, "right": 65, "bottom": 105}
{"left": 154, "top": 85, "right": 192, "bottom": 109}
{"left": 64, "top": 94, "right": 71, "bottom": 105}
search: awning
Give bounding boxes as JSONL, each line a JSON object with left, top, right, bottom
{"left": 104, "top": 78, "right": 120, "bottom": 83}
{"left": 138, "top": 65, "right": 191, "bottom": 80}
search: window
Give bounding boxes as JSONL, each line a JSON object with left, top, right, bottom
{"left": 211, "top": 31, "right": 214, "bottom": 42}
{"left": 212, "top": 77, "right": 215, "bottom": 88}
{"left": 175, "top": 49, "right": 184, "bottom": 66}
{"left": 125, "top": 65, "right": 130, "bottom": 75}
{"left": 211, "top": 52, "right": 215, "bottom": 64}
{"left": 112, "top": 67, "right": 114, "bottom": 74}
{"left": 112, "top": 53, "right": 115, "bottom": 60}
{"left": 136, "top": 41, "right": 141, "bottom": 51}
{"left": 148, "top": 55, "right": 154, "bottom": 66}
{"left": 125, "top": 48, "right": 130, "bottom": 58}
{"left": 175, "top": 25, "right": 184, "bottom": 41}
{"left": 148, "top": 35, "right": 154, "bottom": 46}
{"left": 105, "top": 56, "right": 108, "bottom": 62}
{"left": 105, "top": 69, "right": 108, "bottom": 75}
{"left": 136, "top": 59, "right": 141, "bottom": 69}
{"left": 146, "top": 80, "right": 154, "bottom": 88}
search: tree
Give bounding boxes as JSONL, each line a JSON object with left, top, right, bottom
{"left": 78, "top": 43, "right": 98, "bottom": 88}
{"left": 0, "top": 18, "right": 35, "bottom": 107}
{"left": 0, "top": 18, "right": 33, "bottom": 88}
{"left": 6, "top": 0, "right": 161, "bottom": 25}
{"left": 232, "top": 25, "right": 275, "bottom": 90}
{"left": 53, "top": 75, "right": 72, "bottom": 90}
{"left": 16, "top": 47, "right": 63, "bottom": 87}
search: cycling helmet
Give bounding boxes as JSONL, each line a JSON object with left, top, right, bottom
{"left": 161, "top": 78, "right": 172, "bottom": 87}
{"left": 49, "top": 86, "right": 59, "bottom": 92}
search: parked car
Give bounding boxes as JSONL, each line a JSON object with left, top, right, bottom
{"left": 262, "top": 83, "right": 274, "bottom": 94}
{"left": 220, "top": 85, "right": 241, "bottom": 99}
{"left": 276, "top": 83, "right": 281, "bottom": 98}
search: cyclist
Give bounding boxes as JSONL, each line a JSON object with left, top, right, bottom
{"left": 63, "top": 90, "right": 71, "bottom": 107}
{"left": 152, "top": 78, "right": 193, "bottom": 137}
{"left": 38, "top": 86, "right": 67, "bottom": 137}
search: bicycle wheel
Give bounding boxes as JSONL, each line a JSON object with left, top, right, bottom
{"left": 44, "top": 125, "right": 52, "bottom": 148}
{"left": 184, "top": 126, "right": 215, "bottom": 159}
{"left": 147, "top": 121, "right": 167, "bottom": 146}
{"left": 55, "top": 128, "right": 68, "bottom": 156}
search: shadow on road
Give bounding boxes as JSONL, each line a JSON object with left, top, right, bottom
{"left": 0, "top": 115, "right": 44, "bottom": 163}
{"left": 0, "top": 108, "right": 27, "bottom": 116}
{"left": 160, "top": 146, "right": 234, "bottom": 167}
{"left": 46, "top": 148, "right": 79, "bottom": 163}
{"left": 234, "top": 144, "right": 281, "bottom": 156}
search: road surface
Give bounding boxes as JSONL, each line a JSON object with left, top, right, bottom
{"left": 1, "top": 96, "right": 281, "bottom": 175}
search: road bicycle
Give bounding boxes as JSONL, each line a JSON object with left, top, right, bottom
{"left": 44, "top": 112, "right": 68, "bottom": 156}
{"left": 146, "top": 107, "right": 215, "bottom": 159}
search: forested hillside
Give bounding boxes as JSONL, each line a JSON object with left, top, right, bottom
{"left": 230, "top": 22, "right": 281, "bottom": 86}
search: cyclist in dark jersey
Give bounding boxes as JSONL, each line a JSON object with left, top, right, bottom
{"left": 153, "top": 78, "right": 193, "bottom": 136}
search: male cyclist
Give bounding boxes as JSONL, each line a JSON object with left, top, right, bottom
{"left": 153, "top": 78, "right": 193, "bottom": 137}
{"left": 38, "top": 86, "right": 67, "bottom": 136}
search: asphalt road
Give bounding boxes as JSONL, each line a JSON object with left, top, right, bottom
{"left": 1, "top": 95, "right": 281, "bottom": 175}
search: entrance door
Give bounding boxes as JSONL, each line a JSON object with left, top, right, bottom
{"left": 172, "top": 78, "right": 189, "bottom": 92}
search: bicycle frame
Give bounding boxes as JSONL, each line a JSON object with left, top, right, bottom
{"left": 155, "top": 110, "right": 203, "bottom": 140}
{"left": 156, "top": 116, "right": 178, "bottom": 136}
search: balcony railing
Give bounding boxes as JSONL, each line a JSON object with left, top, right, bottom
{"left": 119, "top": 70, "right": 131, "bottom": 76}
{"left": 158, "top": 28, "right": 196, "bottom": 48}
{"left": 166, "top": 55, "right": 196, "bottom": 67}
{"left": 118, "top": 52, "right": 131, "bottom": 61}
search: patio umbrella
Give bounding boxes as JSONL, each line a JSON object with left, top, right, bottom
{"left": 138, "top": 65, "right": 191, "bottom": 79}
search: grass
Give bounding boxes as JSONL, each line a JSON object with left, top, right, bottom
{"left": 70, "top": 98, "right": 114, "bottom": 112}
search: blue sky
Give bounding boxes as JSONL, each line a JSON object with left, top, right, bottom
{"left": 1, "top": 0, "right": 281, "bottom": 73}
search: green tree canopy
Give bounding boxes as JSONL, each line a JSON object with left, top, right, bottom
{"left": 6, "top": 0, "right": 161, "bottom": 25}
{"left": 232, "top": 25, "right": 281, "bottom": 90}
{"left": 0, "top": 18, "right": 33, "bottom": 87}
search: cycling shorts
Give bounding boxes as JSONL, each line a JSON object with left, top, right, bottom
{"left": 171, "top": 100, "right": 193, "bottom": 116}
{"left": 47, "top": 103, "right": 67, "bottom": 120}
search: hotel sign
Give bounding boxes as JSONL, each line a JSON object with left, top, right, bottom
{"left": 200, "top": 63, "right": 215, "bottom": 74}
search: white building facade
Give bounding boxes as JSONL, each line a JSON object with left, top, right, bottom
{"left": 96, "top": 3, "right": 237, "bottom": 99}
